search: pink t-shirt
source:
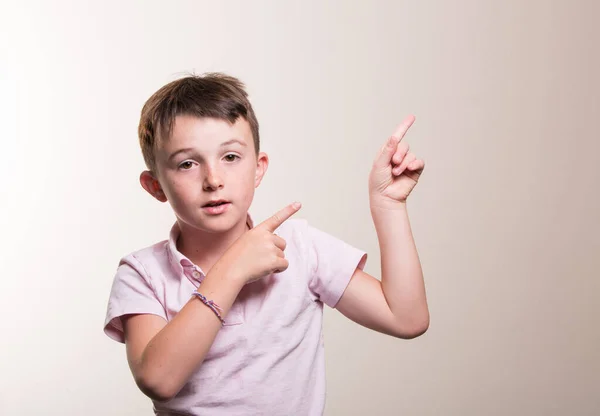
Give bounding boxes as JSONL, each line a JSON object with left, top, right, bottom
{"left": 104, "top": 215, "right": 367, "bottom": 416}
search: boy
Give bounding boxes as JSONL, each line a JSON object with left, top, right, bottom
{"left": 104, "top": 73, "right": 429, "bottom": 415}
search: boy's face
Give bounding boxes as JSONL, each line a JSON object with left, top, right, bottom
{"left": 141, "top": 115, "right": 268, "bottom": 234}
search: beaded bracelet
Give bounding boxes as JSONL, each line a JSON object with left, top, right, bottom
{"left": 191, "top": 291, "right": 225, "bottom": 326}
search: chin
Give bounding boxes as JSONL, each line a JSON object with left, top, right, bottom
{"left": 194, "top": 210, "right": 246, "bottom": 233}
{"left": 200, "top": 220, "right": 238, "bottom": 234}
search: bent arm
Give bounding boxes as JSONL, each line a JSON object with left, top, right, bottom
{"left": 123, "top": 265, "right": 244, "bottom": 402}
{"left": 336, "top": 204, "right": 429, "bottom": 339}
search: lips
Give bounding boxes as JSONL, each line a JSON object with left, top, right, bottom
{"left": 201, "top": 200, "right": 231, "bottom": 215}
{"left": 202, "top": 199, "right": 230, "bottom": 208}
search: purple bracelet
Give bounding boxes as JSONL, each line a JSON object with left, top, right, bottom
{"left": 191, "top": 292, "right": 225, "bottom": 326}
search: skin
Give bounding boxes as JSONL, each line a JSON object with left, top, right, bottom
{"left": 336, "top": 115, "right": 429, "bottom": 338}
{"left": 140, "top": 115, "right": 269, "bottom": 272}
{"left": 125, "top": 114, "right": 429, "bottom": 402}
{"left": 129, "top": 115, "right": 301, "bottom": 402}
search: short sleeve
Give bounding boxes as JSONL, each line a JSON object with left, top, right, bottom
{"left": 103, "top": 255, "right": 168, "bottom": 343}
{"left": 306, "top": 224, "right": 367, "bottom": 308}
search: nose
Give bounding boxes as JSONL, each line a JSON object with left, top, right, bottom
{"left": 203, "top": 164, "right": 224, "bottom": 191}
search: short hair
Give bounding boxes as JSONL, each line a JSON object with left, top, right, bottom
{"left": 138, "top": 72, "right": 260, "bottom": 173}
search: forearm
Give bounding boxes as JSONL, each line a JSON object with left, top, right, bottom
{"left": 139, "top": 264, "right": 244, "bottom": 400}
{"left": 371, "top": 202, "right": 429, "bottom": 334}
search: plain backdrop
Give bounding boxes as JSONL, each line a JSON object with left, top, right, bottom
{"left": 1, "top": 1, "right": 599, "bottom": 415}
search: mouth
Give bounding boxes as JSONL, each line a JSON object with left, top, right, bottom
{"left": 202, "top": 200, "right": 230, "bottom": 208}
{"left": 201, "top": 200, "right": 232, "bottom": 215}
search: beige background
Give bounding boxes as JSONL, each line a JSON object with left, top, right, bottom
{"left": 1, "top": 1, "right": 599, "bottom": 415}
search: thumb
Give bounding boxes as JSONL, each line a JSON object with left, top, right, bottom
{"left": 258, "top": 202, "right": 302, "bottom": 233}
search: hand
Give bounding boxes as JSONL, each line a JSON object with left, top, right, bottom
{"left": 369, "top": 115, "right": 425, "bottom": 208}
{"left": 217, "top": 202, "right": 302, "bottom": 285}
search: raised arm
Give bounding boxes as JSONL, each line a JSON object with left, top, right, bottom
{"left": 336, "top": 116, "right": 429, "bottom": 338}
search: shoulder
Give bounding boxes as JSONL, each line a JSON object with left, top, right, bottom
{"left": 273, "top": 217, "right": 309, "bottom": 235}
{"left": 106, "top": 239, "right": 174, "bottom": 311}
{"left": 115, "top": 239, "right": 170, "bottom": 280}
{"left": 273, "top": 218, "right": 313, "bottom": 246}
{"left": 267, "top": 218, "right": 311, "bottom": 261}
{"left": 273, "top": 218, "right": 347, "bottom": 249}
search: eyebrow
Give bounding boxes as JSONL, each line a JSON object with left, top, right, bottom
{"left": 168, "top": 139, "right": 247, "bottom": 162}
{"left": 221, "top": 138, "right": 247, "bottom": 147}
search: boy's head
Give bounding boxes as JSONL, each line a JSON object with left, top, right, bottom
{"left": 137, "top": 73, "right": 269, "bottom": 235}
{"left": 138, "top": 73, "right": 260, "bottom": 174}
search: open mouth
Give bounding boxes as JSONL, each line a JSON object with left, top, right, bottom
{"left": 203, "top": 200, "right": 230, "bottom": 208}
{"left": 202, "top": 200, "right": 231, "bottom": 215}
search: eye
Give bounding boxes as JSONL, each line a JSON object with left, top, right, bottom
{"left": 179, "top": 161, "right": 194, "bottom": 170}
{"left": 224, "top": 154, "right": 240, "bottom": 162}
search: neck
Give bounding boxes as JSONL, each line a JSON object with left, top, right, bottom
{"left": 176, "top": 216, "right": 249, "bottom": 273}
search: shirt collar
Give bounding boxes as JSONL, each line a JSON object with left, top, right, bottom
{"left": 166, "top": 213, "right": 255, "bottom": 285}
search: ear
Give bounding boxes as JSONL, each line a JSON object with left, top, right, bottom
{"left": 254, "top": 152, "right": 269, "bottom": 188}
{"left": 140, "top": 170, "right": 168, "bottom": 202}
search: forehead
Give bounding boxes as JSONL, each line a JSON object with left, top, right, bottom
{"left": 158, "top": 115, "right": 253, "bottom": 152}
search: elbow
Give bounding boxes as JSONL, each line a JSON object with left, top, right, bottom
{"left": 393, "top": 313, "right": 430, "bottom": 339}
{"left": 405, "top": 320, "right": 429, "bottom": 339}
{"left": 135, "top": 370, "right": 179, "bottom": 403}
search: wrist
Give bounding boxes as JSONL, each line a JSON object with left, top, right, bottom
{"left": 207, "top": 258, "right": 247, "bottom": 290}
{"left": 369, "top": 197, "right": 407, "bottom": 213}
{"left": 370, "top": 199, "right": 409, "bottom": 231}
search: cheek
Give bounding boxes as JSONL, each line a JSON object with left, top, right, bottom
{"left": 239, "top": 185, "right": 256, "bottom": 207}
{"left": 235, "top": 166, "right": 258, "bottom": 200}
{"left": 162, "top": 174, "right": 196, "bottom": 201}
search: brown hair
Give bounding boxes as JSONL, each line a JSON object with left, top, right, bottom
{"left": 138, "top": 72, "right": 260, "bottom": 173}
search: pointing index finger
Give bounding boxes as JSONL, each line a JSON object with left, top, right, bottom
{"left": 392, "top": 115, "right": 416, "bottom": 141}
{"left": 259, "top": 202, "right": 302, "bottom": 233}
